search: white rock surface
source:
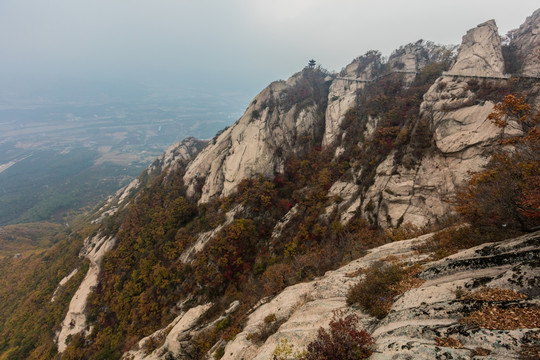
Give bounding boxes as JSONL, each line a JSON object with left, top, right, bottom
{"left": 512, "top": 8, "right": 540, "bottom": 77}
{"left": 146, "top": 136, "right": 207, "bottom": 177}
{"left": 331, "top": 15, "right": 534, "bottom": 228}
{"left": 123, "top": 303, "right": 213, "bottom": 360}
{"left": 220, "top": 234, "right": 433, "bottom": 360}
{"left": 184, "top": 71, "right": 328, "bottom": 203}
{"left": 449, "top": 20, "right": 505, "bottom": 76}
{"left": 50, "top": 268, "right": 79, "bottom": 302}
{"left": 218, "top": 230, "right": 539, "bottom": 360}
{"left": 57, "top": 234, "right": 116, "bottom": 352}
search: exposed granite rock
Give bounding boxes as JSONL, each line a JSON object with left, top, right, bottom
{"left": 92, "top": 137, "right": 206, "bottom": 225}
{"left": 331, "top": 17, "right": 533, "bottom": 228}
{"left": 146, "top": 136, "right": 207, "bottom": 177}
{"left": 122, "top": 303, "right": 213, "bottom": 360}
{"left": 323, "top": 43, "right": 434, "bottom": 149}
{"left": 217, "top": 231, "right": 539, "bottom": 360}
{"left": 371, "top": 231, "right": 540, "bottom": 360}
{"left": 449, "top": 20, "right": 505, "bottom": 76}
{"left": 184, "top": 70, "right": 329, "bottom": 203}
{"left": 511, "top": 8, "right": 540, "bottom": 77}
{"left": 56, "top": 234, "right": 116, "bottom": 353}
{"left": 219, "top": 234, "right": 433, "bottom": 360}
{"left": 322, "top": 53, "right": 381, "bottom": 148}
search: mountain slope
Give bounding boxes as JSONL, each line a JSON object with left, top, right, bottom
{"left": 58, "top": 10, "right": 540, "bottom": 359}
{"left": 0, "top": 9, "right": 539, "bottom": 360}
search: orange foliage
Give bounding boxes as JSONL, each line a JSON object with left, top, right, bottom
{"left": 457, "top": 94, "right": 539, "bottom": 231}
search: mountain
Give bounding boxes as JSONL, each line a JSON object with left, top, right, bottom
{"left": 1, "top": 9, "right": 539, "bottom": 360}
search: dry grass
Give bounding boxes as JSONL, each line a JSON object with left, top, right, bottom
{"left": 520, "top": 330, "right": 540, "bottom": 360}
{"left": 390, "top": 264, "right": 425, "bottom": 295}
{"left": 347, "top": 262, "right": 424, "bottom": 319}
{"left": 462, "top": 305, "right": 540, "bottom": 330}
{"left": 435, "top": 336, "right": 463, "bottom": 349}
{"left": 460, "top": 287, "right": 527, "bottom": 302}
{"left": 470, "top": 347, "right": 491, "bottom": 356}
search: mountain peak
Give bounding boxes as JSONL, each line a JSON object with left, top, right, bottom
{"left": 449, "top": 19, "right": 504, "bottom": 76}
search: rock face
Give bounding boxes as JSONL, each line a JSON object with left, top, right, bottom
{"left": 123, "top": 304, "right": 213, "bottom": 360}
{"left": 327, "top": 17, "right": 536, "bottom": 228}
{"left": 323, "top": 43, "right": 434, "bottom": 149}
{"left": 218, "top": 231, "right": 540, "bottom": 360}
{"left": 146, "top": 136, "right": 207, "bottom": 177}
{"left": 56, "top": 234, "right": 116, "bottom": 353}
{"left": 322, "top": 52, "right": 382, "bottom": 148}
{"left": 372, "top": 231, "right": 540, "bottom": 360}
{"left": 218, "top": 233, "right": 432, "bottom": 360}
{"left": 54, "top": 9, "right": 540, "bottom": 360}
{"left": 358, "top": 74, "right": 507, "bottom": 228}
{"left": 512, "top": 8, "right": 540, "bottom": 76}
{"left": 184, "top": 70, "right": 329, "bottom": 203}
{"left": 449, "top": 20, "right": 505, "bottom": 76}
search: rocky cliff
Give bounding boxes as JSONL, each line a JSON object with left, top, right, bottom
{"left": 184, "top": 71, "right": 329, "bottom": 203}
{"left": 47, "top": 9, "right": 540, "bottom": 360}
{"left": 512, "top": 8, "right": 540, "bottom": 77}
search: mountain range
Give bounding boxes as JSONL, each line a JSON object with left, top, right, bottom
{"left": 0, "top": 8, "right": 539, "bottom": 360}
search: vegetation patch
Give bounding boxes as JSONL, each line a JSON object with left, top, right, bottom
{"left": 418, "top": 226, "right": 507, "bottom": 260}
{"left": 302, "top": 311, "right": 373, "bottom": 360}
{"left": 347, "top": 261, "right": 403, "bottom": 318}
{"left": 435, "top": 336, "right": 463, "bottom": 349}
{"left": 462, "top": 305, "right": 540, "bottom": 330}
{"left": 347, "top": 261, "right": 424, "bottom": 319}
{"left": 247, "top": 315, "right": 286, "bottom": 344}
{"left": 470, "top": 347, "right": 491, "bottom": 356}
{"left": 519, "top": 330, "right": 540, "bottom": 360}
{"left": 456, "top": 287, "right": 528, "bottom": 302}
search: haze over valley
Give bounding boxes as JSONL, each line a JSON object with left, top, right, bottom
{"left": 0, "top": 83, "right": 248, "bottom": 226}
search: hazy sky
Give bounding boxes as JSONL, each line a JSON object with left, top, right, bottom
{"left": 1, "top": 0, "right": 538, "bottom": 98}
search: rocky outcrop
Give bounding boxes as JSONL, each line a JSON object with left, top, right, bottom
{"left": 328, "top": 17, "right": 532, "bottom": 228}
{"left": 217, "top": 231, "right": 539, "bottom": 360}
{"left": 56, "top": 234, "right": 116, "bottom": 353}
{"left": 360, "top": 74, "right": 507, "bottom": 228}
{"left": 322, "top": 52, "right": 382, "bottom": 148}
{"left": 184, "top": 70, "right": 329, "bottom": 203}
{"left": 219, "top": 234, "right": 433, "bottom": 360}
{"left": 511, "top": 8, "right": 540, "bottom": 77}
{"left": 123, "top": 303, "right": 213, "bottom": 360}
{"left": 146, "top": 136, "right": 207, "bottom": 177}
{"left": 323, "top": 43, "right": 436, "bottom": 149}
{"left": 448, "top": 20, "right": 505, "bottom": 76}
{"left": 372, "top": 231, "right": 540, "bottom": 359}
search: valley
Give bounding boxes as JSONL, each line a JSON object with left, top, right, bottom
{"left": 0, "top": 88, "right": 248, "bottom": 229}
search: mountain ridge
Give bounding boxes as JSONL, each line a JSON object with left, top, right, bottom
{"left": 0, "top": 9, "right": 539, "bottom": 360}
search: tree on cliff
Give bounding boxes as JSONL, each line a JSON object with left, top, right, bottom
{"left": 457, "top": 94, "right": 539, "bottom": 232}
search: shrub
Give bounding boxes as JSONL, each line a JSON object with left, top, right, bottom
{"left": 247, "top": 316, "right": 286, "bottom": 344}
{"left": 418, "top": 226, "right": 506, "bottom": 260}
{"left": 261, "top": 263, "right": 296, "bottom": 296}
{"left": 271, "top": 338, "right": 305, "bottom": 360}
{"left": 456, "top": 94, "right": 540, "bottom": 233}
{"left": 384, "top": 222, "right": 424, "bottom": 242}
{"left": 346, "top": 261, "right": 403, "bottom": 319}
{"left": 302, "top": 311, "right": 373, "bottom": 360}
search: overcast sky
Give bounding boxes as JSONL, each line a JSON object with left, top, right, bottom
{"left": 1, "top": 0, "right": 538, "bottom": 98}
